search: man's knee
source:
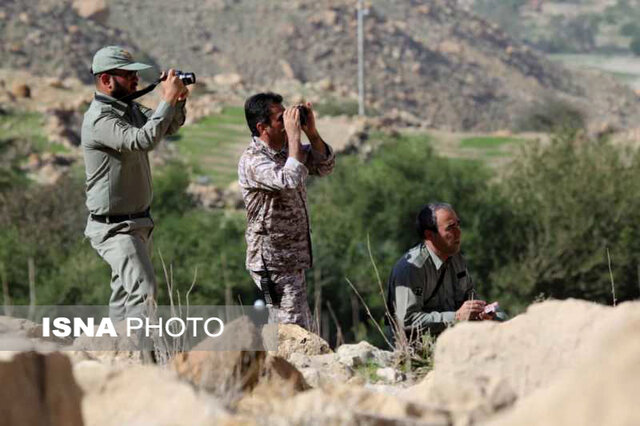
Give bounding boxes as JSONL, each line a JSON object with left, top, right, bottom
{"left": 99, "top": 233, "right": 156, "bottom": 300}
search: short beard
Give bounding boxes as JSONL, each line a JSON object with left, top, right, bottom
{"left": 110, "top": 77, "right": 132, "bottom": 99}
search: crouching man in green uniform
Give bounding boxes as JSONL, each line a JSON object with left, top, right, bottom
{"left": 81, "top": 46, "right": 189, "bottom": 321}
{"left": 386, "top": 202, "right": 506, "bottom": 341}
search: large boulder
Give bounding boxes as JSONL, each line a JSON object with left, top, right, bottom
{"left": 171, "top": 316, "right": 266, "bottom": 397}
{"left": 72, "top": 0, "right": 109, "bottom": 23}
{"left": 0, "top": 352, "right": 83, "bottom": 426}
{"left": 236, "top": 355, "right": 309, "bottom": 415}
{"left": 287, "top": 352, "right": 354, "bottom": 388}
{"left": 335, "top": 340, "right": 396, "bottom": 368}
{"left": 70, "top": 320, "right": 147, "bottom": 365}
{"left": 0, "top": 316, "right": 69, "bottom": 353}
{"left": 487, "top": 302, "right": 640, "bottom": 426}
{"left": 78, "top": 363, "right": 229, "bottom": 426}
{"left": 275, "top": 323, "right": 332, "bottom": 361}
{"left": 256, "top": 383, "right": 449, "bottom": 424}
{"left": 402, "top": 299, "right": 640, "bottom": 424}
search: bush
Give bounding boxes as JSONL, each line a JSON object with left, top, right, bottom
{"left": 0, "top": 175, "right": 96, "bottom": 304}
{"left": 152, "top": 210, "right": 254, "bottom": 306}
{"left": 517, "top": 97, "right": 586, "bottom": 132}
{"left": 307, "top": 133, "right": 510, "bottom": 343}
{"left": 490, "top": 130, "right": 640, "bottom": 311}
{"left": 152, "top": 159, "right": 194, "bottom": 219}
{"left": 620, "top": 22, "right": 640, "bottom": 37}
{"left": 630, "top": 35, "right": 640, "bottom": 56}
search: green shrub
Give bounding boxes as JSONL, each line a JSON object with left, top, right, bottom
{"left": 152, "top": 210, "right": 253, "bottom": 306}
{"left": 620, "top": 22, "right": 640, "bottom": 37}
{"left": 0, "top": 176, "right": 92, "bottom": 303}
{"left": 307, "top": 133, "right": 510, "bottom": 343}
{"left": 490, "top": 130, "right": 640, "bottom": 311}
{"left": 152, "top": 159, "right": 194, "bottom": 219}
{"left": 517, "top": 98, "right": 586, "bottom": 132}
{"left": 314, "top": 98, "right": 360, "bottom": 117}
{"left": 630, "top": 35, "right": 640, "bottom": 56}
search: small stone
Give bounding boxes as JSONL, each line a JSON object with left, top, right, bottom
{"left": 11, "top": 83, "right": 31, "bottom": 98}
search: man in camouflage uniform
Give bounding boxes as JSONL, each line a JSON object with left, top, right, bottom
{"left": 238, "top": 92, "right": 335, "bottom": 330}
{"left": 82, "top": 46, "right": 188, "bottom": 321}
{"left": 386, "top": 203, "right": 506, "bottom": 339}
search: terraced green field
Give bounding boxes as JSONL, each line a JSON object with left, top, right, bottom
{"left": 458, "top": 135, "right": 526, "bottom": 158}
{"left": 171, "top": 106, "right": 249, "bottom": 187}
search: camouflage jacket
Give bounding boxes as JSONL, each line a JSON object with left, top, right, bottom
{"left": 238, "top": 136, "right": 335, "bottom": 271}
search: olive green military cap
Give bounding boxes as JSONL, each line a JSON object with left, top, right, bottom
{"left": 91, "top": 46, "right": 152, "bottom": 74}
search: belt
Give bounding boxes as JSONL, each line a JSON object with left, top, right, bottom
{"left": 90, "top": 209, "right": 150, "bottom": 224}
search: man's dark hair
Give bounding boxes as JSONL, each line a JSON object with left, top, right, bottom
{"left": 416, "top": 202, "right": 453, "bottom": 239}
{"left": 244, "top": 92, "right": 283, "bottom": 137}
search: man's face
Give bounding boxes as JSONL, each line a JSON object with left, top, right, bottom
{"left": 263, "top": 103, "right": 286, "bottom": 146}
{"left": 431, "top": 208, "right": 462, "bottom": 257}
{"left": 107, "top": 69, "right": 139, "bottom": 98}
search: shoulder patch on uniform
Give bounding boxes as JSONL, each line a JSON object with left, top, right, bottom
{"left": 457, "top": 271, "right": 467, "bottom": 279}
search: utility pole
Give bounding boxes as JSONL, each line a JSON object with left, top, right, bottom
{"left": 357, "top": 0, "right": 367, "bottom": 116}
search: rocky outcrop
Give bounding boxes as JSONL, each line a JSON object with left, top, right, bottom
{"left": 236, "top": 355, "right": 310, "bottom": 415}
{"left": 103, "top": 0, "right": 640, "bottom": 131}
{"left": 171, "top": 316, "right": 266, "bottom": 396}
{"left": 77, "top": 362, "right": 230, "bottom": 426}
{"left": 0, "top": 0, "right": 146, "bottom": 83}
{"left": 287, "top": 352, "right": 355, "bottom": 388}
{"left": 275, "top": 323, "right": 332, "bottom": 361}
{"left": 335, "top": 340, "right": 395, "bottom": 368}
{"left": 488, "top": 302, "right": 640, "bottom": 426}
{"left": 245, "top": 383, "right": 450, "bottom": 425}
{"left": 0, "top": 352, "right": 83, "bottom": 426}
{"left": 186, "top": 180, "right": 244, "bottom": 210}
{"left": 44, "top": 107, "right": 84, "bottom": 148}
{"left": 401, "top": 299, "right": 640, "bottom": 425}
{"left": 72, "top": 0, "right": 109, "bottom": 24}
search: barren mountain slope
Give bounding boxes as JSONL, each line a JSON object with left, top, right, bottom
{"left": 3, "top": 0, "right": 639, "bottom": 131}
{"left": 0, "top": 0, "right": 150, "bottom": 83}
{"left": 103, "top": 0, "right": 640, "bottom": 131}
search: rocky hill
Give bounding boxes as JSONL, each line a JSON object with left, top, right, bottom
{"left": 2, "top": 0, "right": 640, "bottom": 131}
{"left": 0, "top": 0, "right": 151, "bottom": 84}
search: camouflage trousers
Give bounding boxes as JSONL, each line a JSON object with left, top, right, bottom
{"left": 250, "top": 269, "right": 312, "bottom": 330}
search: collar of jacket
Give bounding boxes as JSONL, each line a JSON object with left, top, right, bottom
{"left": 407, "top": 242, "right": 449, "bottom": 271}
{"left": 94, "top": 91, "right": 131, "bottom": 117}
{"left": 252, "top": 136, "right": 288, "bottom": 160}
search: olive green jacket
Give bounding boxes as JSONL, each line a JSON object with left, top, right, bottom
{"left": 81, "top": 92, "right": 185, "bottom": 215}
{"left": 386, "top": 243, "right": 507, "bottom": 337}
{"left": 386, "top": 243, "right": 474, "bottom": 336}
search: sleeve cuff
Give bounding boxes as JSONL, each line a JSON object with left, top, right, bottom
{"left": 153, "top": 100, "right": 176, "bottom": 119}
{"left": 442, "top": 311, "right": 457, "bottom": 324}
{"left": 285, "top": 156, "right": 307, "bottom": 171}
{"left": 311, "top": 142, "right": 332, "bottom": 160}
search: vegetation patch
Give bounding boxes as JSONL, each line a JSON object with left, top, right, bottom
{"left": 172, "top": 106, "right": 248, "bottom": 187}
{"left": 459, "top": 136, "right": 524, "bottom": 149}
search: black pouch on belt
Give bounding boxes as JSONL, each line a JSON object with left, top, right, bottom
{"left": 260, "top": 271, "right": 281, "bottom": 307}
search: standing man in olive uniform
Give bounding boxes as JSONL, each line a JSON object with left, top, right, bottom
{"left": 82, "top": 46, "right": 189, "bottom": 321}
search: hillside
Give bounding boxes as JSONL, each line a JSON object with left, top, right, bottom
{"left": 104, "top": 0, "right": 640, "bottom": 131}
{"left": 0, "top": 0, "right": 151, "bottom": 83}
{"left": 462, "top": 0, "right": 640, "bottom": 54}
{"left": 2, "top": 0, "right": 640, "bottom": 131}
